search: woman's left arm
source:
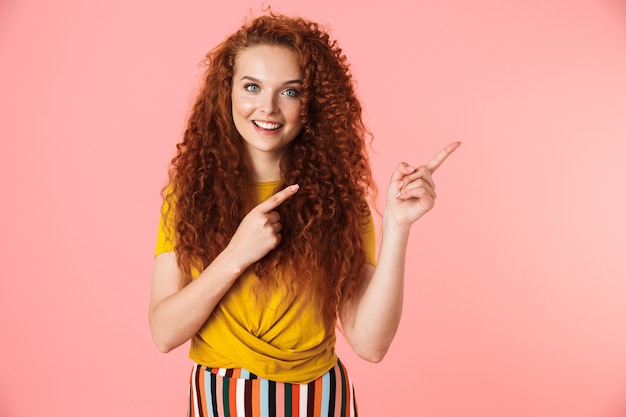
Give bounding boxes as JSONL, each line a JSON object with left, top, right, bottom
{"left": 340, "top": 141, "right": 460, "bottom": 362}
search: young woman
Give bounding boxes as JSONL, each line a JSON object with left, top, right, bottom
{"left": 149, "top": 13, "right": 459, "bottom": 417}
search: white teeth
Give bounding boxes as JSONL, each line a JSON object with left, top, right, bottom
{"left": 254, "top": 120, "right": 282, "bottom": 130}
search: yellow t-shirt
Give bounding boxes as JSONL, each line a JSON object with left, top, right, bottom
{"left": 155, "top": 181, "right": 377, "bottom": 383}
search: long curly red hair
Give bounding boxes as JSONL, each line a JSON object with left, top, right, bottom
{"left": 164, "top": 13, "right": 376, "bottom": 329}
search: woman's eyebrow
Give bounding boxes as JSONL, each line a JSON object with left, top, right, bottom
{"left": 240, "top": 75, "right": 303, "bottom": 85}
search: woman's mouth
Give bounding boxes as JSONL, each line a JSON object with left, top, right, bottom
{"left": 253, "top": 120, "right": 283, "bottom": 131}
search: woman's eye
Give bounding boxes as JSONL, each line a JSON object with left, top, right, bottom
{"left": 244, "top": 84, "right": 259, "bottom": 92}
{"left": 283, "top": 88, "right": 300, "bottom": 98}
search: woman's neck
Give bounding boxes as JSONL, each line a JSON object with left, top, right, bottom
{"left": 247, "top": 151, "right": 283, "bottom": 183}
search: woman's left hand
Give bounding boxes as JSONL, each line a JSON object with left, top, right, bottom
{"left": 385, "top": 141, "right": 461, "bottom": 227}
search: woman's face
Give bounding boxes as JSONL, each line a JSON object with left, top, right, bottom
{"left": 231, "top": 44, "right": 303, "bottom": 166}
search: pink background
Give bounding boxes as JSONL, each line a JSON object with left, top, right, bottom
{"left": 1, "top": 0, "right": 626, "bottom": 416}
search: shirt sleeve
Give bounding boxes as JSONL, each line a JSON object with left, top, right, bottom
{"left": 154, "top": 192, "right": 176, "bottom": 256}
{"left": 362, "top": 211, "right": 377, "bottom": 265}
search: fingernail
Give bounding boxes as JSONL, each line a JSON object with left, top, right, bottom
{"left": 290, "top": 184, "right": 299, "bottom": 192}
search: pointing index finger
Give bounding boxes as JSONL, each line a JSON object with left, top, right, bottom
{"left": 426, "top": 141, "right": 461, "bottom": 173}
{"left": 258, "top": 184, "right": 299, "bottom": 213}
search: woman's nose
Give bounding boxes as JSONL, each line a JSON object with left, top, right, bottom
{"left": 259, "top": 92, "right": 278, "bottom": 114}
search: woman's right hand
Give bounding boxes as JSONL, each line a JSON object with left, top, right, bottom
{"left": 225, "top": 184, "right": 300, "bottom": 270}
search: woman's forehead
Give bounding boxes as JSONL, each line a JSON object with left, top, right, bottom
{"left": 233, "top": 44, "right": 303, "bottom": 81}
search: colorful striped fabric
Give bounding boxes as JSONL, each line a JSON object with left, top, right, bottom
{"left": 188, "top": 359, "right": 358, "bottom": 417}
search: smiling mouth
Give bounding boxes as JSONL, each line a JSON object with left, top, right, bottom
{"left": 253, "top": 120, "right": 283, "bottom": 130}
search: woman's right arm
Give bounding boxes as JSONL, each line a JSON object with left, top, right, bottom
{"left": 149, "top": 248, "right": 247, "bottom": 353}
{"left": 148, "top": 184, "right": 300, "bottom": 353}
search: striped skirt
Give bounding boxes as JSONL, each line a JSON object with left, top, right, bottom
{"left": 188, "top": 359, "right": 358, "bottom": 417}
